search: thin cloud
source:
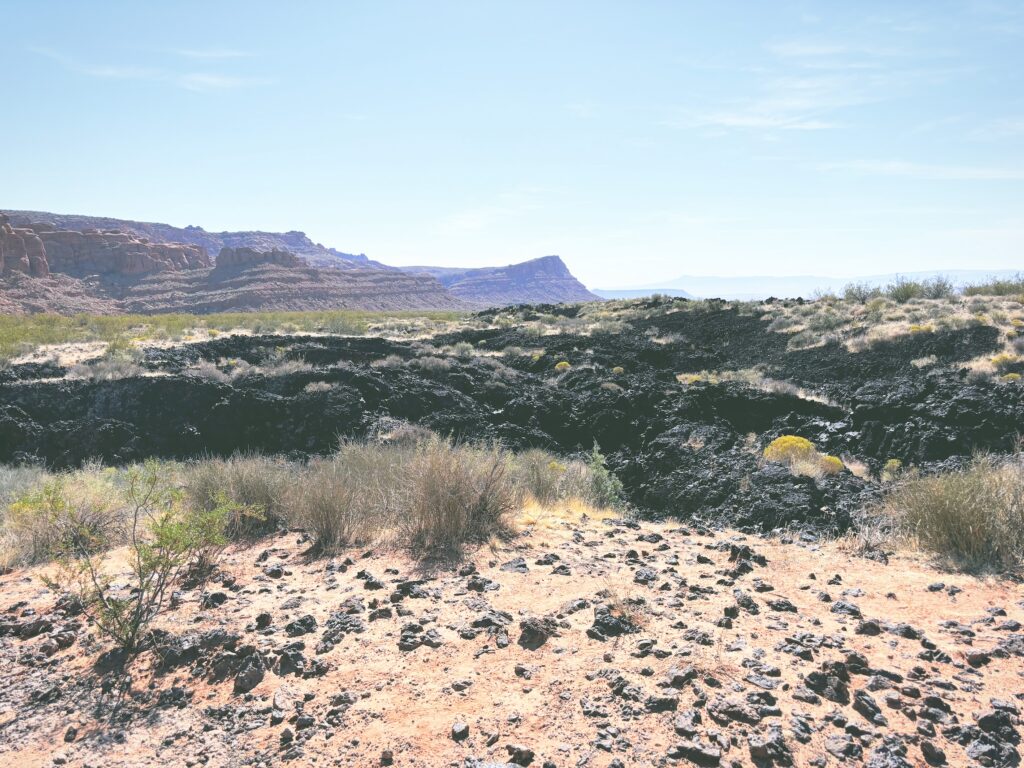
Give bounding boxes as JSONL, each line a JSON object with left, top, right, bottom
{"left": 691, "top": 113, "right": 835, "bottom": 131}
{"left": 173, "top": 48, "right": 251, "bottom": 60}
{"left": 818, "top": 160, "right": 1024, "bottom": 181}
{"left": 971, "top": 117, "right": 1024, "bottom": 140}
{"left": 176, "top": 73, "right": 274, "bottom": 92}
{"left": 28, "top": 46, "right": 271, "bottom": 92}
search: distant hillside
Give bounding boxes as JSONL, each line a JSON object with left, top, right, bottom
{"left": 4, "top": 210, "right": 388, "bottom": 271}
{"left": 593, "top": 288, "right": 695, "bottom": 300}
{"left": 2, "top": 209, "right": 600, "bottom": 312}
{"left": 600, "top": 269, "right": 1023, "bottom": 301}
{"left": 401, "top": 255, "right": 599, "bottom": 307}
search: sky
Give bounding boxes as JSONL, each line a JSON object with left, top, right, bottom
{"left": 3, "top": 1, "right": 1023, "bottom": 288}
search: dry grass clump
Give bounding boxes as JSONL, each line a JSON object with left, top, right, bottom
{"left": 400, "top": 440, "right": 522, "bottom": 555}
{"left": 1, "top": 432, "right": 625, "bottom": 565}
{"left": 878, "top": 453, "right": 1024, "bottom": 572}
{"left": 184, "top": 454, "right": 294, "bottom": 537}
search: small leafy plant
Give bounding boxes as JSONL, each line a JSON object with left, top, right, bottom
{"left": 42, "top": 461, "right": 236, "bottom": 657}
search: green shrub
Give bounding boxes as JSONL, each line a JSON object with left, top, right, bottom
{"left": 963, "top": 275, "right": 1024, "bottom": 297}
{"left": 42, "top": 461, "right": 236, "bottom": 655}
{"left": 885, "top": 278, "right": 924, "bottom": 304}
{"left": 3, "top": 467, "right": 120, "bottom": 567}
{"left": 843, "top": 282, "right": 882, "bottom": 303}
{"left": 921, "top": 276, "right": 955, "bottom": 300}
{"left": 585, "top": 444, "right": 626, "bottom": 509}
{"left": 880, "top": 454, "right": 1024, "bottom": 572}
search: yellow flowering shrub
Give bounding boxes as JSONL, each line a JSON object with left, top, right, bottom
{"left": 763, "top": 435, "right": 816, "bottom": 465}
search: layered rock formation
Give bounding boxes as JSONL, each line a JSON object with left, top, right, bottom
{"left": 215, "top": 246, "right": 307, "bottom": 270}
{"left": 0, "top": 213, "right": 49, "bottom": 277}
{"left": 29, "top": 226, "right": 210, "bottom": 277}
{"left": 402, "top": 255, "right": 599, "bottom": 306}
{"left": 117, "top": 262, "right": 464, "bottom": 313}
{"left": 2, "top": 209, "right": 600, "bottom": 311}
{"left": 4, "top": 210, "right": 385, "bottom": 270}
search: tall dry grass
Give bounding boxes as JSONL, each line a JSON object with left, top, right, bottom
{"left": 880, "top": 453, "right": 1024, "bottom": 572}
{"left": 1, "top": 429, "right": 624, "bottom": 566}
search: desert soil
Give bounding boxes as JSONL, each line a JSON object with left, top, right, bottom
{"left": 1, "top": 510, "right": 1021, "bottom": 768}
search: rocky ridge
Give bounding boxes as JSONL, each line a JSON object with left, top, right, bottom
{"left": 2, "top": 210, "right": 600, "bottom": 310}
{"left": 403, "top": 255, "right": 600, "bottom": 307}
{"left": 3, "top": 209, "right": 380, "bottom": 270}
{"left": 30, "top": 224, "right": 211, "bottom": 276}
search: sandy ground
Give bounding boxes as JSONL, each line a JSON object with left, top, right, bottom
{"left": 1, "top": 509, "right": 1021, "bottom": 768}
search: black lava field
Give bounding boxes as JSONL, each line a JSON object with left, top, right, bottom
{"left": 2, "top": 305, "right": 1021, "bottom": 533}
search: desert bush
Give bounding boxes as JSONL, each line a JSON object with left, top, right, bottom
{"left": 583, "top": 444, "right": 626, "bottom": 509}
{"left": 763, "top": 435, "right": 816, "bottom": 464}
{"left": 452, "top": 341, "right": 475, "bottom": 359}
{"left": 991, "top": 352, "right": 1020, "bottom": 372}
{"left": 807, "top": 310, "right": 847, "bottom": 333}
{"left": 963, "top": 275, "right": 1024, "bottom": 297}
{"left": 411, "top": 355, "right": 452, "bottom": 371}
{"left": 43, "top": 461, "right": 236, "bottom": 654}
{"left": 885, "top": 278, "right": 924, "bottom": 304}
{"left": 68, "top": 347, "right": 144, "bottom": 382}
{"left": 763, "top": 435, "right": 844, "bottom": 478}
{"left": 766, "top": 314, "right": 800, "bottom": 333}
{"left": 3, "top": 466, "right": 122, "bottom": 567}
{"left": 819, "top": 455, "right": 845, "bottom": 475}
{"left": 370, "top": 354, "right": 405, "bottom": 369}
{"left": 511, "top": 450, "right": 571, "bottom": 505}
{"left": 880, "top": 454, "right": 1024, "bottom": 572}
{"left": 303, "top": 381, "right": 336, "bottom": 393}
{"left": 921, "top": 276, "right": 955, "bottom": 299}
{"left": 844, "top": 282, "right": 882, "bottom": 303}
{"left": 0, "top": 464, "right": 47, "bottom": 511}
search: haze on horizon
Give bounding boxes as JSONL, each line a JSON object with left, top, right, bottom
{"left": 3, "top": 1, "right": 1022, "bottom": 289}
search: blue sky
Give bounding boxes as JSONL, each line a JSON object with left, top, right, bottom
{"left": 3, "top": 1, "right": 1022, "bottom": 288}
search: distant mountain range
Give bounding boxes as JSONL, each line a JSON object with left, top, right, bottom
{"left": 595, "top": 269, "right": 1021, "bottom": 301}
{"left": 401, "top": 256, "right": 598, "bottom": 307}
{"left": 1, "top": 209, "right": 597, "bottom": 314}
